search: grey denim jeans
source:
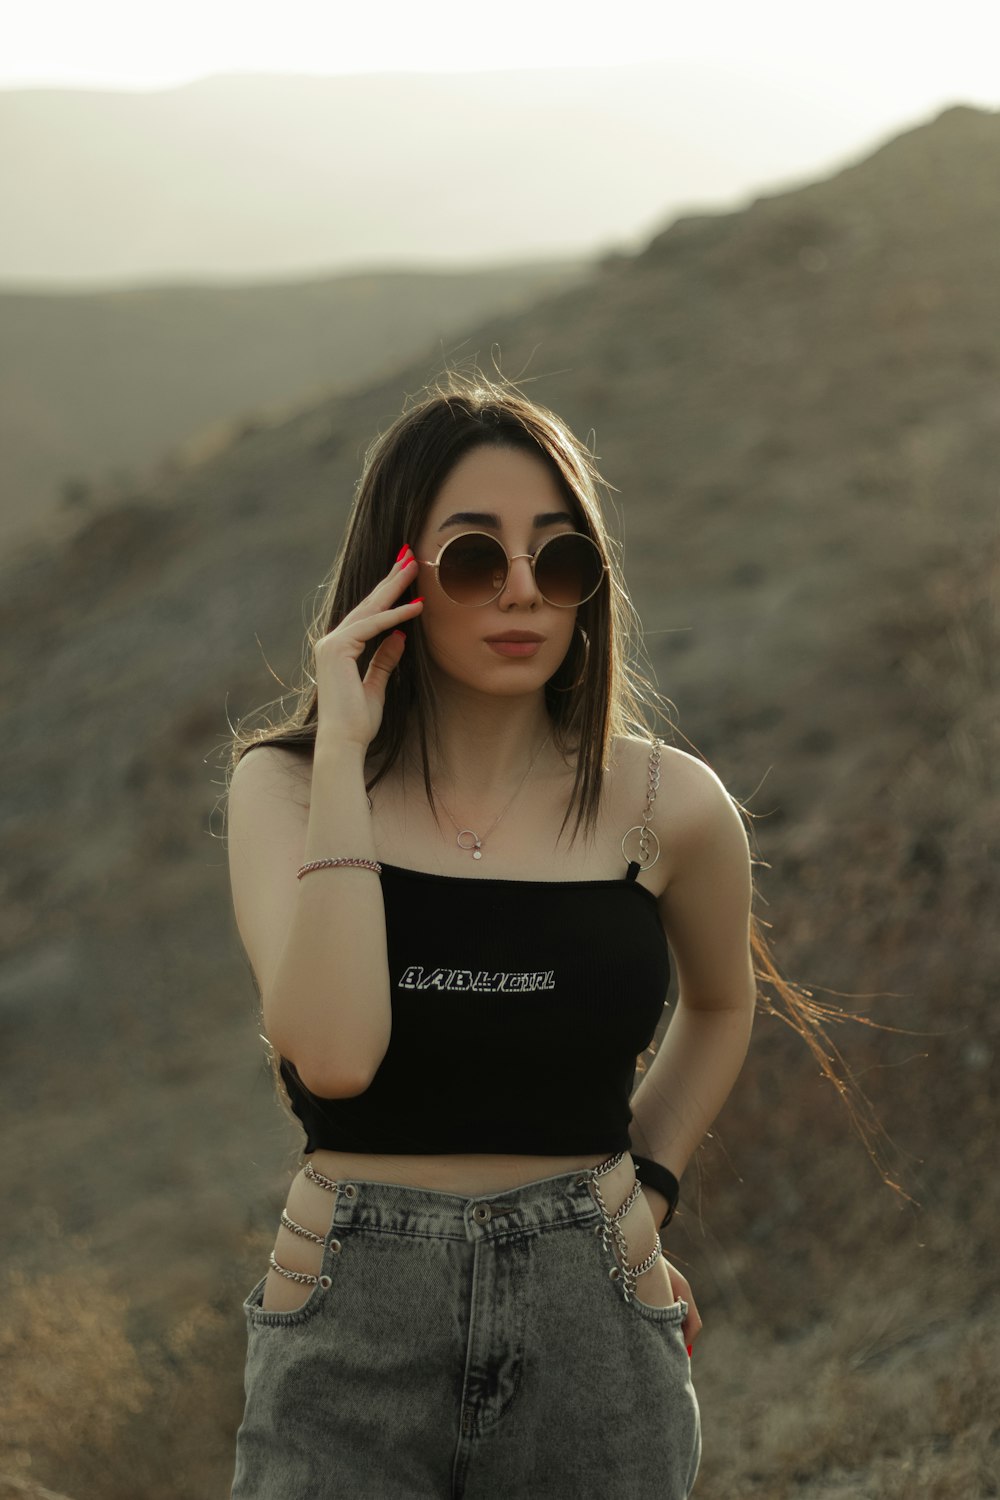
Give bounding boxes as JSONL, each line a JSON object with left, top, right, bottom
{"left": 231, "top": 1160, "right": 701, "bottom": 1498}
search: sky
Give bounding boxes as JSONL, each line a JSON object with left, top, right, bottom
{"left": 4, "top": 0, "right": 998, "bottom": 287}
{"left": 3, "top": 0, "right": 999, "bottom": 116}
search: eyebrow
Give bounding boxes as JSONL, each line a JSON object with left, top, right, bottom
{"left": 437, "top": 510, "right": 575, "bottom": 533}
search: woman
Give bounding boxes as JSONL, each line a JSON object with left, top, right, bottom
{"left": 224, "top": 370, "right": 758, "bottom": 1498}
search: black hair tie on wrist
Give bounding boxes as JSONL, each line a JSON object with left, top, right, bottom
{"left": 630, "top": 1154, "right": 680, "bottom": 1229}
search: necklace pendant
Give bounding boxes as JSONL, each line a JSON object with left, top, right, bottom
{"left": 457, "top": 829, "right": 482, "bottom": 858}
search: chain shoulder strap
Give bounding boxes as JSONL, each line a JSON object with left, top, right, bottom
{"left": 620, "top": 736, "right": 663, "bottom": 874}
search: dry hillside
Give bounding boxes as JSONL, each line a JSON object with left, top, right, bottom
{"left": 0, "top": 102, "right": 997, "bottom": 1498}
{"left": 0, "top": 257, "right": 590, "bottom": 555}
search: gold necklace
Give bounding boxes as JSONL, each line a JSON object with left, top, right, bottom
{"left": 430, "top": 730, "right": 553, "bottom": 859}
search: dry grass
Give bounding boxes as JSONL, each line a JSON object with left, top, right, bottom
{"left": 0, "top": 1256, "right": 249, "bottom": 1500}
{"left": 0, "top": 1265, "right": 151, "bottom": 1483}
{"left": 692, "top": 1301, "right": 999, "bottom": 1499}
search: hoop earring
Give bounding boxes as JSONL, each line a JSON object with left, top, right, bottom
{"left": 550, "top": 623, "right": 590, "bottom": 693}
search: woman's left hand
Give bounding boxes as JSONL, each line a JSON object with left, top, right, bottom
{"left": 661, "top": 1256, "right": 702, "bottom": 1351}
{"left": 639, "top": 1184, "right": 702, "bottom": 1352}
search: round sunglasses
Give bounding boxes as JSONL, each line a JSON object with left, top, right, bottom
{"left": 417, "top": 530, "right": 608, "bottom": 608}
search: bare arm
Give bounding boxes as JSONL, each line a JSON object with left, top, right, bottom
{"left": 227, "top": 547, "right": 422, "bottom": 1097}
{"left": 630, "top": 751, "right": 757, "bottom": 1216}
{"left": 227, "top": 738, "right": 392, "bottom": 1097}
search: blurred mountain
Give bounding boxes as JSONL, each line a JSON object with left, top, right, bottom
{"left": 0, "top": 257, "right": 592, "bottom": 554}
{"left": 0, "top": 101, "right": 997, "bottom": 1498}
{"left": 0, "top": 64, "right": 868, "bottom": 288}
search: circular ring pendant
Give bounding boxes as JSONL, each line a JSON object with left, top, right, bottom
{"left": 620, "top": 825, "right": 661, "bottom": 871}
{"left": 457, "top": 830, "right": 483, "bottom": 859}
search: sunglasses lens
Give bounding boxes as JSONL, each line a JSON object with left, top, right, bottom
{"left": 438, "top": 534, "right": 508, "bottom": 604}
{"left": 536, "top": 533, "right": 604, "bottom": 606}
{"left": 437, "top": 531, "right": 605, "bottom": 606}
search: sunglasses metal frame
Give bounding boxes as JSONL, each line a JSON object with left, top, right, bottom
{"left": 416, "top": 530, "right": 609, "bottom": 608}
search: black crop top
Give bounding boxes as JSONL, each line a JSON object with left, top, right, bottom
{"left": 277, "top": 740, "right": 671, "bottom": 1156}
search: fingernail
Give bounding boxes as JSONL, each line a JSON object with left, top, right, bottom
{"left": 392, "top": 629, "right": 406, "bottom": 639}
{"left": 412, "top": 596, "right": 424, "bottom": 604}
{"left": 395, "top": 544, "right": 407, "bottom": 563}
{"left": 686, "top": 1345, "right": 693, "bottom": 1358}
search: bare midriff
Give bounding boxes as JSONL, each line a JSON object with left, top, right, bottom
{"left": 261, "top": 1147, "right": 676, "bottom": 1313}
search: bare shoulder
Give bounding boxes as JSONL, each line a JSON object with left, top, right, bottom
{"left": 228, "top": 742, "right": 312, "bottom": 817}
{"left": 225, "top": 743, "right": 315, "bottom": 1000}
{"left": 611, "top": 735, "right": 748, "bottom": 894}
{"left": 633, "top": 742, "right": 756, "bottom": 1010}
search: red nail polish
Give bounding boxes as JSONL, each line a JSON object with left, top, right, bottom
{"left": 686, "top": 1344, "right": 693, "bottom": 1358}
{"left": 395, "top": 544, "right": 408, "bottom": 562}
{"left": 412, "top": 596, "right": 424, "bottom": 604}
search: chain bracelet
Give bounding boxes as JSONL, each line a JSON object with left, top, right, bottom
{"left": 297, "top": 856, "right": 382, "bottom": 880}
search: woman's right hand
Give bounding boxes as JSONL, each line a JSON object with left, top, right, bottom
{"left": 314, "top": 545, "right": 423, "bottom": 750}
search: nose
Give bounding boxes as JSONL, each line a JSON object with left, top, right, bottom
{"left": 499, "top": 552, "right": 541, "bottom": 608}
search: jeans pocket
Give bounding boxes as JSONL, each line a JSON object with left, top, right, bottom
{"left": 242, "top": 1272, "right": 269, "bottom": 1315}
{"left": 244, "top": 1261, "right": 334, "bottom": 1329}
{"left": 587, "top": 1215, "right": 688, "bottom": 1330}
{"left": 624, "top": 1279, "right": 689, "bottom": 1334}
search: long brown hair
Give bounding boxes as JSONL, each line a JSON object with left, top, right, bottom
{"left": 224, "top": 363, "right": 904, "bottom": 1193}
